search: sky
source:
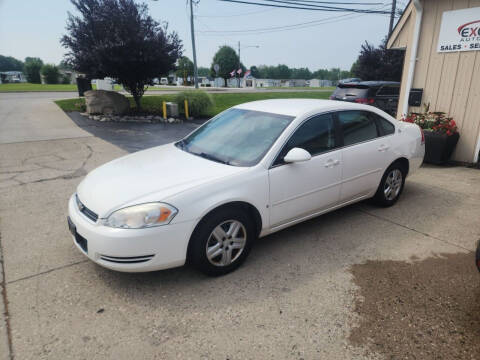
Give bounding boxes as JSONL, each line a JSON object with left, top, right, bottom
{"left": 0, "top": 0, "right": 408, "bottom": 72}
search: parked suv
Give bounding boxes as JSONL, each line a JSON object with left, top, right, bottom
{"left": 330, "top": 81, "right": 400, "bottom": 116}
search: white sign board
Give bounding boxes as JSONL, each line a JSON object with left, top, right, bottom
{"left": 437, "top": 7, "right": 480, "bottom": 52}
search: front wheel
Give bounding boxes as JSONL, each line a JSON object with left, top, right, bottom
{"left": 188, "top": 207, "right": 255, "bottom": 276}
{"left": 373, "top": 164, "right": 406, "bottom": 207}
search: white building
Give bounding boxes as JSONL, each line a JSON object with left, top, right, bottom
{"left": 255, "top": 78, "right": 281, "bottom": 88}
{"left": 282, "top": 79, "right": 307, "bottom": 87}
{"left": 309, "top": 79, "right": 333, "bottom": 87}
{"left": 0, "top": 71, "right": 27, "bottom": 83}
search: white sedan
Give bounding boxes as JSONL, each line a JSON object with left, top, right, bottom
{"left": 68, "top": 99, "right": 424, "bottom": 276}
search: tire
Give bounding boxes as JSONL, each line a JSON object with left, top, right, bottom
{"left": 188, "top": 207, "right": 255, "bottom": 276}
{"left": 475, "top": 240, "right": 480, "bottom": 273}
{"left": 372, "top": 162, "right": 406, "bottom": 207}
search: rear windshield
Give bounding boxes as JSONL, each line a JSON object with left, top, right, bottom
{"left": 332, "top": 85, "right": 369, "bottom": 98}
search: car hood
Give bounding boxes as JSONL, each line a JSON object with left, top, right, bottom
{"left": 76, "top": 143, "right": 247, "bottom": 218}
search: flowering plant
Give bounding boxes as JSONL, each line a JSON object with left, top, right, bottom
{"left": 401, "top": 103, "right": 458, "bottom": 136}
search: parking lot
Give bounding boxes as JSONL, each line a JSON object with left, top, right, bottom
{"left": 1, "top": 93, "right": 479, "bottom": 359}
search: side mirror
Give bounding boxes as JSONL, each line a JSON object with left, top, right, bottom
{"left": 283, "top": 147, "right": 311, "bottom": 163}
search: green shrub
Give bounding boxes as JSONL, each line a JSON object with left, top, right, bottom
{"left": 40, "top": 64, "right": 60, "bottom": 84}
{"left": 174, "top": 90, "right": 214, "bottom": 118}
{"left": 24, "top": 58, "right": 43, "bottom": 83}
{"left": 60, "top": 73, "right": 71, "bottom": 84}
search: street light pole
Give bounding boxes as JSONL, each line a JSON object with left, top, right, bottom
{"left": 237, "top": 42, "right": 259, "bottom": 88}
{"left": 189, "top": 0, "right": 199, "bottom": 89}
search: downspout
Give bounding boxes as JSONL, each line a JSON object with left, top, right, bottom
{"left": 402, "top": 0, "right": 423, "bottom": 117}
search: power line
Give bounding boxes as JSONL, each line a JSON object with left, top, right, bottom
{"left": 196, "top": 7, "right": 275, "bottom": 17}
{"left": 198, "top": 8, "right": 392, "bottom": 36}
{"left": 218, "top": 0, "right": 391, "bottom": 13}
{"left": 261, "top": 0, "right": 384, "bottom": 6}
{"left": 198, "top": 3, "right": 391, "bottom": 35}
{"left": 259, "top": 0, "right": 387, "bottom": 12}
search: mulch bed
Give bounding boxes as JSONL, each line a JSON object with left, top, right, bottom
{"left": 349, "top": 252, "right": 480, "bottom": 359}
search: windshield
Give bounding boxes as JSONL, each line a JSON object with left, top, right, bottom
{"left": 176, "top": 108, "right": 294, "bottom": 167}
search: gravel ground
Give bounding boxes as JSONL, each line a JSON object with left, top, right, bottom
{"left": 349, "top": 252, "right": 480, "bottom": 359}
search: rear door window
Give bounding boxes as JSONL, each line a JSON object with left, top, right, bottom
{"left": 337, "top": 111, "right": 379, "bottom": 146}
{"left": 369, "top": 113, "right": 395, "bottom": 135}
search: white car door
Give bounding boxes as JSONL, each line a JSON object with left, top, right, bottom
{"left": 337, "top": 110, "right": 396, "bottom": 202}
{"left": 268, "top": 113, "right": 342, "bottom": 227}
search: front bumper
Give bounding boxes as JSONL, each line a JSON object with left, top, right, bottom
{"left": 67, "top": 194, "right": 196, "bottom": 272}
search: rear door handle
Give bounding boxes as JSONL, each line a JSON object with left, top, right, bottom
{"left": 378, "top": 144, "right": 389, "bottom": 152}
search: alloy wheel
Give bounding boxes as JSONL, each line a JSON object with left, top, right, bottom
{"left": 384, "top": 169, "right": 403, "bottom": 201}
{"left": 206, "top": 220, "right": 247, "bottom": 267}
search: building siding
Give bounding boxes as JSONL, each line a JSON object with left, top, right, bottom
{"left": 391, "top": 0, "right": 480, "bottom": 163}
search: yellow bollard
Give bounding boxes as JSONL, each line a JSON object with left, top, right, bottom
{"left": 162, "top": 101, "right": 167, "bottom": 120}
{"left": 184, "top": 99, "right": 189, "bottom": 119}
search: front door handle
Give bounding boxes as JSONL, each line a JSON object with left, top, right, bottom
{"left": 325, "top": 159, "right": 340, "bottom": 168}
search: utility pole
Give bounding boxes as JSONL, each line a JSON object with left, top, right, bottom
{"left": 238, "top": 41, "right": 241, "bottom": 88}
{"left": 388, "top": 0, "right": 397, "bottom": 37}
{"left": 189, "top": 0, "right": 199, "bottom": 89}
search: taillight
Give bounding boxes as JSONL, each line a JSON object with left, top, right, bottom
{"left": 420, "top": 127, "right": 425, "bottom": 145}
{"left": 354, "top": 98, "right": 374, "bottom": 104}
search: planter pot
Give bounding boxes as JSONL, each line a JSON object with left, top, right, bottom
{"left": 424, "top": 131, "right": 459, "bottom": 164}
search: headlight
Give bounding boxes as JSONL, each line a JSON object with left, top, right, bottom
{"left": 104, "top": 202, "right": 178, "bottom": 229}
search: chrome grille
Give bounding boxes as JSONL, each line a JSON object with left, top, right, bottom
{"left": 75, "top": 194, "right": 98, "bottom": 222}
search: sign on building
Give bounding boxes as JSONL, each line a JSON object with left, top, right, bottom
{"left": 437, "top": 7, "right": 480, "bottom": 52}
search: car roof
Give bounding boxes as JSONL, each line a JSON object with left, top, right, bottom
{"left": 340, "top": 81, "right": 400, "bottom": 88}
{"left": 233, "top": 99, "right": 366, "bottom": 117}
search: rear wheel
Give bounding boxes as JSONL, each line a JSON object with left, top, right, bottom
{"left": 373, "top": 163, "right": 406, "bottom": 207}
{"left": 188, "top": 207, "right": 255, "bottom": 276}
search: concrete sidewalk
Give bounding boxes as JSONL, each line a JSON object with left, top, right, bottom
{"left": 0, "top": 92, "right": 90, "bottom": 145}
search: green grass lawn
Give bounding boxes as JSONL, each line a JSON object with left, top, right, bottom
{"left": 55, "top": 90, "right": 333, "bottom": 117}
{"left": 0, "top": 83, "right": 80, "bottom": 92}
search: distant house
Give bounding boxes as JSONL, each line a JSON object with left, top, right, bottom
{"left": 309, "top": 79, "right": 333, "bottom": 87}
{"left": 282, "top": 79, "right": 306, "bottom": 87}
{"left": 255, "top": 79, "right": 281, "bottom": 88}
{"left": 0, "top": 71, "right": 27, "bottom": 83}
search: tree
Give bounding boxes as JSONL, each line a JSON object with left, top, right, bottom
{"left": 210, "top": 46, "right": 241, "bottom": 82}
{"left": 0, "top": 55, "right": 24, "bottom": 72}
{"left": 58, "top": 60, "right": 73, "bottom": 71}
{"left": 61, "top": 0, "right": 182, "bottom": 110}
{"left": 176, "top": 56, "right": 194, "bottom": 82}
{"left": 41, "top": 64, "right": 60, "bottom": 84}
{"left": 275, "top": 64, "right": 291, "bottom": 79}
{"left": 250, "top": 65, "right": 260, "bottom": 78}
{"left": 24, "top": 57, "right": 43, "bottom": 83}
{"left": 351, "top": 38, "right": 404, "bottom": 81}
{"left": 197, "top": 67, "right": 210, "bottom": 77}
{"left": 290, "top": 67, "right": 311, "bottom": 80}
